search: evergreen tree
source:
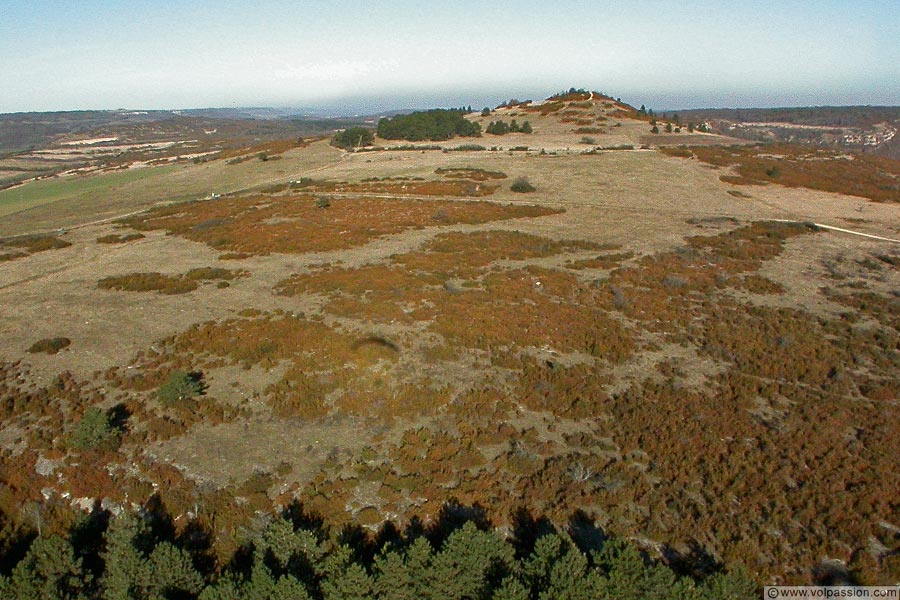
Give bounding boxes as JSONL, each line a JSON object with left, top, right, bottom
{"left": 523, "top": 534, "right": 592, "bottom": 600}
{"left": 488, "top": 121, "right": 509, "bottom": 135}
{"left": 594, "top": 539, "right": 681, "bottom": 600}
{"left": 146, "top": 542, "right": 203, "bottom": 598}
{"left": 320, "top": 545, "right": 373, "bottom": 600}
{"left": 492, "top": 575, "right": 529, "bottom": 600}
{"left": 331, "top": 127, "right": 374, "bottom": 150}
{"left": 700, "top": 568, "right": 759, "bottom": 600}
{"left": 258, "top": 517, "right": 324, "bottom": 573}
{"left": 521, "top": 121, "right": 533, "bottom": 134}
{"left": 8, "top": 535, "right": 88, "bottom": 600}
{"left": 377, "top": 109, "right": 481, "bottom": 141}
{"left": 198, "top": 573, "right": 243, "bottom": 600}
{"left": 429, "top": 522, "right": 516, "bottom": 600}
{"left": 373, "top": 549, "right": 415, "bottom": 600}
{"left": 100, "top": 513, "right": 149, "bottom": 600}
{"left": 70, "top": 407, "right": 120, "bottom": 451}
{"left": 270, "top": 575, "right": 312, "bottom": 600}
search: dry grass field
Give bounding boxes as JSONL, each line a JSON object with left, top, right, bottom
{"left": 1, "top": 95, "right": 898, "bottom": 583}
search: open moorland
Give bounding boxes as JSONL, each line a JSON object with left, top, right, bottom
{"left": 1, "top": 90, "right": 899, "bottom": 589}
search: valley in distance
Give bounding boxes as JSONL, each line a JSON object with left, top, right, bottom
{"left": 0, "top": 88, "right": 898, "bottom": 597}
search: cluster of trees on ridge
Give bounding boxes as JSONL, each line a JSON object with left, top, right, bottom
{"left": 331, "top": 127, "right": 375, "bottom": 150}
{"left": 485, "top": 120, "right": 533, "bottom": 135}
{"left": 376, "top": 109, "right": 481, "bottom": 142}
{"left": 0, "top": 501, "right": 759, "bottom": 599}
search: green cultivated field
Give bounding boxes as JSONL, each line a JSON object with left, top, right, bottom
{"left": 0, "top": 167, "right": 175, "bottom": 219}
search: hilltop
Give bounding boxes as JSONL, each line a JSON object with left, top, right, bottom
{"left": 0, "top": 88, "right": 898, "bottom": 589}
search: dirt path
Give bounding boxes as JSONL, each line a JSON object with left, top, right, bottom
{"left": 774, "top": 219, "right": 900, "bottom": 244}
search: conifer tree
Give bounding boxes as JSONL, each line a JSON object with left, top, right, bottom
{"left": 524, "top": 534, "right": 592, "bottom": 600}
{"left": 429, "top": 522, "right": 516, "bottom": 600}
{"left": 492, "top": 575, "right": 529, "bottom": 600}
{"left": 146, "top": 542, "right": 203, "bottom": 598}
{"left": 101, "top": 513, "right": 150, "bottom": 600}
{"left": 320, "top": 545, "right": 373, "bottom": 600}
{"left": 8, "top": 535, "right": 88, "bottom": 600}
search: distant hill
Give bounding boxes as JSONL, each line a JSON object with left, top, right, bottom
{"left": 674, "top": 106, "right": 900, "bottom": 159}
{"left": 0, "top": 109, "right": 372, "bottom": 155}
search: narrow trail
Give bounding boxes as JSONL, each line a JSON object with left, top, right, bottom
{"left": 772, "top": 219, "right": 900, "bottom": 244}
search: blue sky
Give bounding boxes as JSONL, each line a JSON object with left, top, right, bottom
{"left": 1, "top": 0, "right": 898, "bottom": 113}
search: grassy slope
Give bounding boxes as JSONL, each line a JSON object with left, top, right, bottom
{"left": 0, "top": 141, "right": 341, "bottom": 236}
{"left": 0, "top": 167, "right": 175, "bottom": 219}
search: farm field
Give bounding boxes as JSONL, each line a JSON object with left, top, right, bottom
{"left": 1, "top": 92, "right": 899, "bottom": 587}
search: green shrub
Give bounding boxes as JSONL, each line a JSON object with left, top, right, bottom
{"left": 510, "top": 177, "right": 536, "bottom": 193}
{"left": 157, "top": 370, "right": 204, "bottom": 407}
{"left": 486, "top": 121, "right": 510, "bottom": 135}
{"left": 70, "top": 407, "right": 121, "bottom": 451}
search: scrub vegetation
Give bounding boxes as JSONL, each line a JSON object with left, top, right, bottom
{"left": 1, "top": 89, "right": 898, "bottom": 591}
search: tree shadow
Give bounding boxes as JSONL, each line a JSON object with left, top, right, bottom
{"left": 424, "top": 499, "right": 491, "bottom": 548}
{"left": 511, "top": 506, "right": 557, "bottom": 558}
{"left": 567, "top": 509, "right": 608, "bottom": 555}
{"left": 660, "top": 539, "right": 722, "bottom": 578}
{"left": 69, "top": 502, "right": 110, "bottom": 579}
{"left": 175, "top": 519, "right": 216, "bottom": 576}
{"left": 106, "top": 403, "right": 131, "bottom": 433}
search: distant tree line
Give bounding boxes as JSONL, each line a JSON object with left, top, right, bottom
{"left": 377, "top": 109, "right": 481, "bottom": 142}
{"left": 0, "top": 501, "right": 759, "bottom": 599}
{"left": 485, "top": 120, "right": 533, "bottom": 135}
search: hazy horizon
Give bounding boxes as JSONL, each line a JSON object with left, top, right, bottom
{"left": 2, "top": 0, "right": 898, "bottom": 114}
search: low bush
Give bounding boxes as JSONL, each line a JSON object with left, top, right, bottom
{"left": 445, "top": 144, "right": 486, "bottom": 152}
{"left": 434, "top": 167, "right": 507, "bottom": 181}
{"left": 27, "top": 337, "right": 71, "bottom": 354}
{"left": 98, "top": 268, "right": 242, "bottom": 294}
{"left": 96, "top": 233, "right": 145, "bottom": 244}
{"left": 510, "top": 177, "right": 536, "bottom": 193}
{"left": 3, "top": 235, "right": 71, "bottom": 253}
{"left": 663, "top": 143, "right": 900, "bottom": 202}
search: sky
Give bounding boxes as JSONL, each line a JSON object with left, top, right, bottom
{"left": 1, "top": 0, "right": 898, "bottom": 114}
